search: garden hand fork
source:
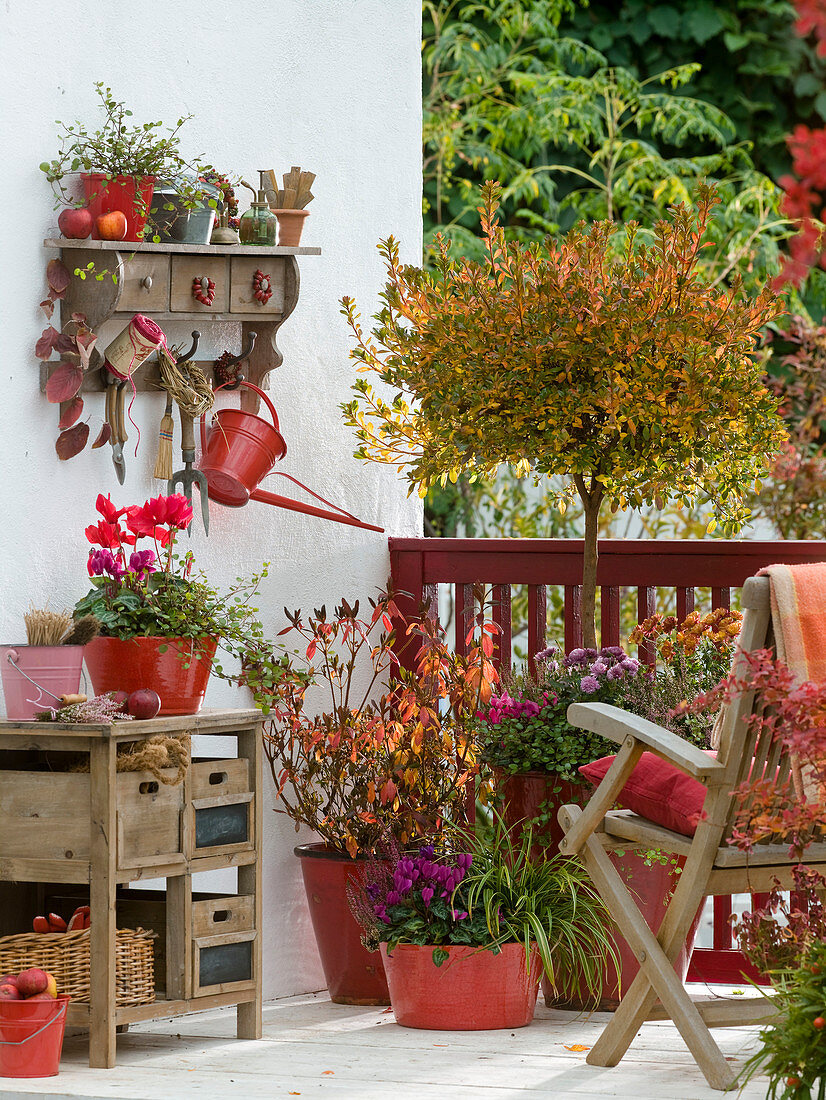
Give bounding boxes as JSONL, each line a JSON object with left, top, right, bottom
{"left": 168, "top": 408, "right": 209, "bottom": 536}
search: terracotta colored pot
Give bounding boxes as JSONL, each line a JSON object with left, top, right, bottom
{"left": 83, "top": 635, "right": 217, "bottom": 716}
{"left": 295, "top": 843, "right": 390, "bottom": 1006}
{"left": 381, "top": 942, "right": 540, "bottom": 1030}
{"left": 82, "top": 173, "right": 155, "bottom": 242}
{"left": 273, "top": 208, "right": 309, "bottom": 247}
{"left": 496, "top": 770, "right": 588, "bottom": 859}
{"left": 545, "top": 849, "right": 703, "bottom": 1011}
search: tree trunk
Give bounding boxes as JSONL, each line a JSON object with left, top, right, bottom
{"left": 574, "top": 477, "right": 604, "bottom": 650}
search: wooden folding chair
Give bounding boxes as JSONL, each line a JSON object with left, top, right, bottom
{"left": 557, "top": 575, "right": 826, "bottom": 1091}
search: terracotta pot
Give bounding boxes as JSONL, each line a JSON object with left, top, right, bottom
{"left": 82, "top": 173, "right": 155, "bottom": 242}
{"left": 83, "top": 635, "right": 217, "bottom": 716}
{"left": 381, "top": 942, "right": 540, "bottom": 1030}
{"left": 545, "top": 849, "right": 703, "bottom": 1011}
{"left": 273, "top": 209, "right": 309, "bottom": 247}
{"left": 295, "top": 843, "right": 390, "bottom": 1006}
{"left": 496, "top": 770, "right": 588, "bottom": 858}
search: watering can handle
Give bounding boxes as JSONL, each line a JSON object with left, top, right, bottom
{"left": 201, "top": 379, "right": 281, "bottom": 450}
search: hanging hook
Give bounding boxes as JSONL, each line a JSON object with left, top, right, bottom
{"left": 176, "top": 330, "right": 201, "bottom": 366}
{"left": 215, "top": 331, "right": 257, "bottom": 389}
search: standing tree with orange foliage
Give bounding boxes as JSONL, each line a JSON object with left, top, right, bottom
{"left": 342, "top": 182, "right": 785, "bottom": 649}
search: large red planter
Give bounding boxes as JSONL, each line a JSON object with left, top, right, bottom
{"left": 295, "top": 844, "right": 390, "bottom": 1006}
{"left": 83, "top": 635, "right": 217, "bottom": 716}
{"left": 82, "top": 173, "right": 155, "bottom": 241}
{"left": 546, "top": 849, "right": 703, "bottom": 1011}
{"left": 381, "top": 942, "right": 540, "bottom": 1030}
{"left": 497, "top": 770, "right": 587, "bottom": 857}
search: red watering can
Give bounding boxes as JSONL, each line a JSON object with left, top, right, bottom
{"left": 198, "top": 381, "right": 384, "bottom": 533}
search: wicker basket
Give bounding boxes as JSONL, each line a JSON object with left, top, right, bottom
{"left": 0, "top": 927, "right": 155, "bottom": 1006}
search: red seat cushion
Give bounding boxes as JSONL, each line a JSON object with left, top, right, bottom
{"left": 579, "top": 752, "right": 710, "bottom": 837}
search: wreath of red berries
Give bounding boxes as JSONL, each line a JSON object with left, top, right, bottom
{"left": 192, "top": 276, "right": 216, "bottom": 306}
{"left": 253, "top": 269, "right": 273, "bottom": 305}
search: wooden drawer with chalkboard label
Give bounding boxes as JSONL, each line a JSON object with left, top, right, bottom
{"left": 192, "top": 894, "right": 256, "bottom": 997}
{"left": 189, "top": 758, "right": 253, "bottom": 858}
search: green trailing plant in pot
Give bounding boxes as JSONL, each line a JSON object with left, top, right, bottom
{"left": 74, "top": 492, "right": 282, "bottom": 717}
{"left": 262, "top": 589, "right": 498, "bottom": 1005}
{"left": 348, "top": 810, "right": 618, "bottom": 1030}
{"left": 41, "top": 83, "right": 213, "bottom": 242}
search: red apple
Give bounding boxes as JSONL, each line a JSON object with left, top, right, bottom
{"left": 96, "top": 210, "right": 128, "bottom": 241}
{"left": 127, "top": 689, "right": 161, "bottom": 720}
{"left": 0, "top": 983, "right": 20, "bottom": 1001}
{"left": 58, "top": 207, "right": 94, "bottom": 239}
{"left": 16, "top": 968, "right": 49, "bottom": 997}
{"left": 110, "top": 690, "right": 129, "bottom": 712}
{"left": 0, "top": 974, "right": 17, "bottom": 986}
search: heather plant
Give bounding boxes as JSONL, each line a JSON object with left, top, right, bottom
{"left": 349, "top": 811, "right": 618, "bottom": 1002}
{"left": 342, "top": 183, "right": 784, "bottom": 649}
{"left": 476, "top": 644, "right": 643, "bottom": 778}
{"left": 263, "top": 590, "right": 498, "bottom": 858}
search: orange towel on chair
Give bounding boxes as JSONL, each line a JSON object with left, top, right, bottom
{"left": 757, "top": 562, "right": 826, "bottom": 684}
{"left": 757, "top": 562, "right": 826, "bottom": 798}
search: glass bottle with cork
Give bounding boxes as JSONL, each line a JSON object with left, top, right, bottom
{"left": 239, "top": 173, "right": 278, "bottom": 246}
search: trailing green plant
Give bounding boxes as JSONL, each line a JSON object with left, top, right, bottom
{"left": 349, "top": 809, "right": 618, "bottom": 1003}
{"left": 40, "top": 83, "right": 214, "bottom": 233}
{"left": 342, "top": 182, "right": 784, "bottom": 647}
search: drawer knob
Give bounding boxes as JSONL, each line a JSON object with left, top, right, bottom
{"left": 140, "top": 274, "right": 153, "bottom": 290}
{"left": 252, "top": 269, "right": 273, "bottom": 305}
{"left": 192, "top": 275, "right": 216, "bottom": 306}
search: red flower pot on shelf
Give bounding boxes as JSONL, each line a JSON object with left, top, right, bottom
{"left": 380, "top": 942, "right": 540, "bottom": 1030}
{"left": 295, "top": 844, "right": 389, "bottom": 1006}
{"left": 83, "top": 636, "right": 216, "bottom": 716}
{"left": 82, "top": 174, "right": 155, "bottom": 242}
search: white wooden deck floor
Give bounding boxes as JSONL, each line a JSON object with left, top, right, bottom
{"left": 0, "top": 988, "right": 769, "bottom": 1100}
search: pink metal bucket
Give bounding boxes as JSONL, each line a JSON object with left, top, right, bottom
{"left": 199, "top": 380, "right": 287, "bottom": 507}
{"left": 0, "top": 646, "right": 84, "bottom": 720}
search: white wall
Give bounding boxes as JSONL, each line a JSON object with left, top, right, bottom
{"left": 0, "top": 0, "right": 422, "bottom": 998}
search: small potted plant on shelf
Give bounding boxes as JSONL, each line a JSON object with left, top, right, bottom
{"left": 40, "top": 83, "right": 213, "bottom": 242}
{"left": 348, "top": 811, "right": 617, "bottom": 1030}
{"left": 74, "top": 492, "right": 283, "bottom": 716}
{"left": 262, "top": 588, "right": 498, "bottom": 1005}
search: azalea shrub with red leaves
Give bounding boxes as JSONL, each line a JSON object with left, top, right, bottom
{"left": 74, "top": 493, "right": 288, "bottom": 698}
{"left": 263, "top": 588, "right": 498, "bottom": 857}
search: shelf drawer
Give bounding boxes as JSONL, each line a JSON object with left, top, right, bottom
{"left": 170, "top": 255, "right": 230, "bottom": 313}
{"left": 189, "top": 757, "right": 253, "bottom": 858}
{"left": 229, "top": 257, "right": 285, "bottom": 314}
{"left": 191, "top": 758, "right": 249, "bottom": 800}
{"left": 0, "top": 769, "right": 183, "bottom": 871}
{"left": 192, "top": 894, "right": 256, "bottom": 997}
{"left": 118, "top": 254, "right": 170, "bottom": 312}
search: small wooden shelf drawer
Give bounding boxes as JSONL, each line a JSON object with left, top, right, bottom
{"left": 189, "top": 758, "right": 253, "bottom": 858}
{"left": 192, "top": 895, "right": 256, "bottom": 997}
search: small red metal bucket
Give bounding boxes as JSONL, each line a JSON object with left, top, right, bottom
{"left": 199, "top": 381, "right": 287, "bottom": 507}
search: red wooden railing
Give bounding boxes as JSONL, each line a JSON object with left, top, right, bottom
{"left": 389, "top": 537, "right": 826, "bottom": 986}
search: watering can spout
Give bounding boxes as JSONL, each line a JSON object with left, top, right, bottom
{"left": 250, "top": 487, "right": 384, "bottom": 533}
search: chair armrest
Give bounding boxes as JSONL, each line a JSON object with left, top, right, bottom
{"left": 567, "top": 702, "right": 726, "bottom": 783}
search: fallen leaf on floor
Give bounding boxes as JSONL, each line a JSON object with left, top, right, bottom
{"left": 288, "top": 1092, "right": 301, "bottom": 1095}
{"left": 381, "top": 1007, "right": 393, "bottom": 1014}
{"left": 322, "top": 1070, "right": 335, "bottom": 1075}
{"left": 732, "top": 989, "right": 745, "bottom": 995}
{"left": 564, "top": 1044, "right": 591, "bottom": 1052}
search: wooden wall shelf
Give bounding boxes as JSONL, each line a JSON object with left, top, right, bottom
{"left": 43, "top": 237, "right": 321, "bottom": 413}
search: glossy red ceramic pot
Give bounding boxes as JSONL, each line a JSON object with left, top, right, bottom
{"left": 83, "top": 635, "right": 217, "bottom": 716}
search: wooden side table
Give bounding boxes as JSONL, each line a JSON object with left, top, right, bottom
{"left": 0, "top": 708, "right": 263, "bottom": 1068}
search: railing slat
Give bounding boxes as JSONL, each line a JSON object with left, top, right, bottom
{"left": 711, "top": 586, "right": 731, "bottom": 611}
{"left": 713, "top": 895, "right": 733, "bottom": 950}
{"left": 637, "top": 586, "right": 656, "bottom": 665}
{"left": 527, "top": 585, "right": 547, "bottom": 676}
{"left": 601, "top": 586, "right": 620, "bottom": 648}
{"left": 492, "top": 584, "right": 512, "bottom": 674}
{"left": 564, "top": 585, "right": 582, "bottom": 651}
{"left": 676, "top": 587, "right": 695, "bottom": 623}
{"left": 454, "top": 583, "right": 472, "bottom": 657}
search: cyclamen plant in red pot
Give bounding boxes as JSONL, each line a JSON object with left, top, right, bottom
{"left": 74, "top": 492, "right": 280, "bottom": 716}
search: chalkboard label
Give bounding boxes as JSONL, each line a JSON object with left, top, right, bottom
{"left": 199, "top": 939, "right": 252, "bottom": 987}
{"left": 195, "top": 803, "right": 248, "bottom": 849}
